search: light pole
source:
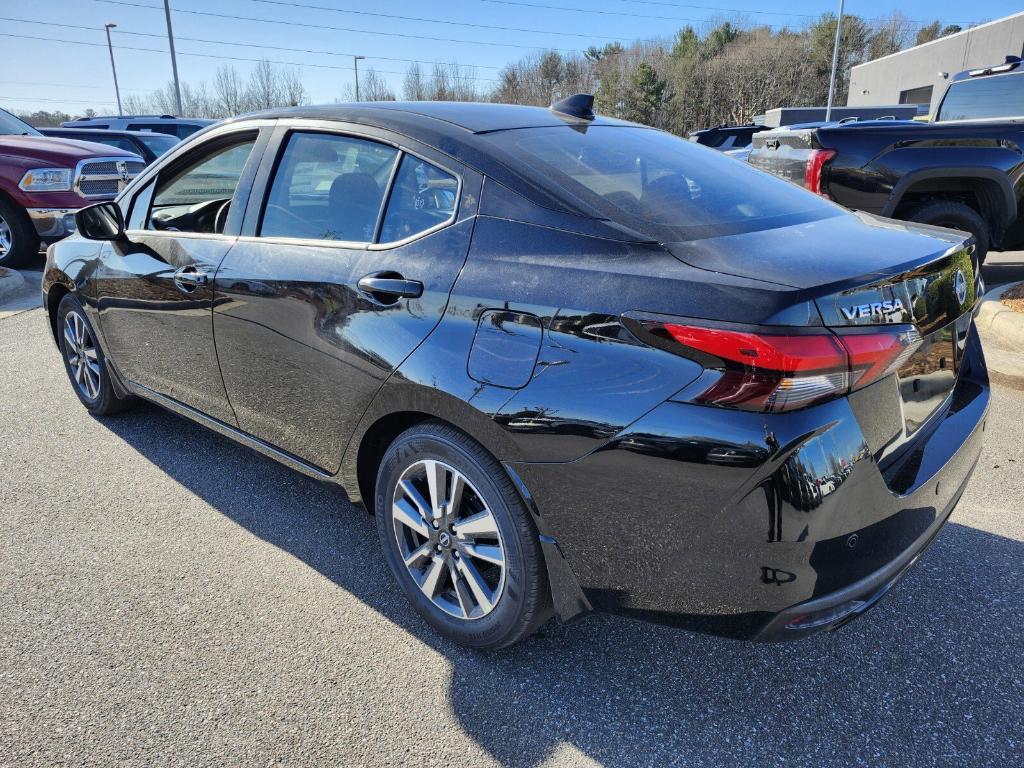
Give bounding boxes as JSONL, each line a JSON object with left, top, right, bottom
{"left": 825, "top": 0, "right": 845, "bottom": 122}
{"left": 104, "top": 23, "right": 122, "bottom": 117}
{"left": 163, "top": 0, "right": 183, "bottom": 116}
{"left": 354, "top": 55, "right": 365, "bottom": 101}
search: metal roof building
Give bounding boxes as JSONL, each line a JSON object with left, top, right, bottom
{"left": 847, "top": 12, "right": 1024, "bottom": 116}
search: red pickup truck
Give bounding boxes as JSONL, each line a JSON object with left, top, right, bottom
{"left": 1, "top": 108, "right": 144, "bottom": 268}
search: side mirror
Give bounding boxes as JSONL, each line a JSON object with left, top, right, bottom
{"left": 75, "top": 201, "right": 125, "bottom": 241}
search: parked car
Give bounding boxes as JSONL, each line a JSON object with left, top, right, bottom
{"left": 748, "top": 55, "right": 1024, "bottom": 263}
{"left": 44, "top": 96, "right": 987, "bottom": 649}
{"left": 688, "top": 123, "right": 768, "bottom": 151}
{"left": 39, "top": 127, "right": 179, "bottom": 164}
{"left": 0, "top": 108, "right": 144, "bottom": 267}
{"left": 61, "top": 114, "right": 215, "bottom": 139}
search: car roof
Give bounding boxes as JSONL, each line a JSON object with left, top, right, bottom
{"left": 216, "top": 101, "right": 642, "bottom": 215}
{"left": 43, "top": 127, "right": 178, "bottom": 138}
{"left": 69, "top": 116, "right": 213, "bottom": 125}
{"left": 244, "top": 101, "right": 632, "bottom": 135}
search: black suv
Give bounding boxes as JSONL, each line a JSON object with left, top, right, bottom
{"left": 748, "top": 56, "right": 1024, "bottom": 263}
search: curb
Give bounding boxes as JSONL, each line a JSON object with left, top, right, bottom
{"left": 976, "top": 281, "right": 1024, "bottom": 348}
{"left": 0, "top": 267, "right": 27, "bottom": 302}
{"left": 976, "top": 280, "right": 1024, "bottom": 386}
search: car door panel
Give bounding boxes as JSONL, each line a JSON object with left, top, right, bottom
{"left": 212, "top": 125, "right": 481, "bottom": 472}
{"left": 91, "top": 127, "right": 269, "bottom": 425}
{"left": 213, "top": 213, "right": 478, "bottom": 472}
{"left": 96, "top": 234, "right": 237, "bottom": 423}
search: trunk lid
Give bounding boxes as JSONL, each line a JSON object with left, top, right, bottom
{"left": 664, "top": 210, "right": 976, "bottom": 448}
{"left": 663, "top": 210, "right": 967, "bottom": 291}
{"left": 816, "top": 243, "right": 977, "bottom": 439}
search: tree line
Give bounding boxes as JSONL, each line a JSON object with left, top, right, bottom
{"left": 18, "top": 13, "right": 966, "bottom": 135}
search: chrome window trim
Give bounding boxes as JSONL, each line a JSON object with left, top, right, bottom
{"left": 255, "top": 125, "right": 463, "bottom": 249}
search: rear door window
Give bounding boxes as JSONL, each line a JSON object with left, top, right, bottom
{"left": 937, "top": 74, "right": 1024, "bottom": 121}
{"left": 379, "top": 155, "right": 458, "bottom": 242}
{"left": 260, "top": 132, "right": 398, "bottom": 242}
{"left": 128, "top": 122, "right": 178, "bottom": 137}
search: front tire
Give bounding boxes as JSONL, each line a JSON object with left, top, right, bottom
{"left": 375, "top": 421, "right": 551, "bottom": 649}
{"left": 57, "top": 293, "right": 135, "bottom": 415}
{"left": 0, "top": 197, "right": 40, "bottom": 269}
{"left": 903, "top": 200, "right": 990, "bottom": 265}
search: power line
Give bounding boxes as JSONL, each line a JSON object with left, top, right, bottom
{"left": 1, "top": 16, "right": 504, "bottom": 72}
{"left": 94, "top": 0, "right": 581, "bottom": 52}
{"left": 609, "top": 0, "right": 984, "bottom": 26}
{"left": 477, "top": 0, "right": 983, "bottom": 31}
{"left": 3, "top": 32, "right": 500, "bottom": 82}
{"left": 0, "top": 95, "right": 117, "bottom": 105}
{"left": 248, "top": 0, "right": 648, "bottom": 40}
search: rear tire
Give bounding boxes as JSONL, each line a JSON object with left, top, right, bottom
{"left": 0, "top": 197, "right": 40, "bottom": 269}
{"left": 57, "top": 293, "right": 136, "bottom": 416}
{"left": 375, "top": 421, "right": 551, "bottom": 649}
{"left": 903, "top": 200, "right": 990, "bottom": 265}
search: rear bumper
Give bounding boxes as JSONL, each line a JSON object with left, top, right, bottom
{"left": 27, "top": 208, "right": 79, "bottom": 240}
{"left": 513, "top": 327, "right": 989, "bottom": 641}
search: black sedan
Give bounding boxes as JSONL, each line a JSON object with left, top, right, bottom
{"left": 42, "top": 97, "right": 989, "bottom": 649}
{"left": 39, "top": 127, "right": 179, "bottom": 164}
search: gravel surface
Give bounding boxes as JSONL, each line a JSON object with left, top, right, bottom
{"left": 1, "top": 307, "right": 1022, "bottom": 768}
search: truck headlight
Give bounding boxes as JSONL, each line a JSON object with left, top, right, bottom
{"left": 19, "top": 168, "right": 73, "bottom": 192}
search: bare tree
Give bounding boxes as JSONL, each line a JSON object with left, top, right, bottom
{"left": 868, "top": 12, "right": 914, "bottom": 60}
{"left": 213, "top": 65, "right": 246, "bottom": 116}
{"left": 340, "top": 68, "right": 395, "bottom": 101}
{"left": 280, "top": 67, "right": 308, "bottom": 107}
{"left": 403, "top": 63, "right": 427, "bottom": 100}
{"left": 246, "top": 59, "right": 284, "bottom": 110}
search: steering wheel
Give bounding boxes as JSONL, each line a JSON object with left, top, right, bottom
{"left": 265, "top": 203, "right": 315, "bottom": 232}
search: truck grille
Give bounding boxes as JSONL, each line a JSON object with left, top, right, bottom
{"left": 74, "top": 157, "right": 145, "bottom": 200}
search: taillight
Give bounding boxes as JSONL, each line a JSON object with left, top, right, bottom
{"left": 641, "top": 322, "right": 920, "bottom": 413}
{"left": 804, "top": 149, "right": 836, "bottom": 196}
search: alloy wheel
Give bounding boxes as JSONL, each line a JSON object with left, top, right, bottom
{"left": 63, "top": 311, "right": 102, "bottom": 400}
{"left": 0, "top": 214, "right": 11, "bottom": 257}
{"left": 392, "top": 459, "right": 506, "bottom": 620}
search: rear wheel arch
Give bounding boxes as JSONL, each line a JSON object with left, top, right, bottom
{"left": 350, "top": 398, "right": 525, "bottom": 515}
{"left": 886, "top": 168, "right": 1015, "bottom": 246}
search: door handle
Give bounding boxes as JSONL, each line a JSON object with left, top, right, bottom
{"left": 173, "top": 266, "right": 209, "bottom": 293}
{"left": 357, "top": 272, "right": 423, "bottom": 302}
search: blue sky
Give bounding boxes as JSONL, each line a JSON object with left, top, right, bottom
{"left": 2, "top": 0, "right": 1021, "bottom": 113}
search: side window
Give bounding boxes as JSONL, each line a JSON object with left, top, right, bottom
{"left": 260, "top": 132, "right": 398, "bottom": 242}
{"left": 91, "top": 136, "right": 137, "bottom": 154}
{"left": 379, "top": 155, "right": 458, "bottom": 243}
{"left": 146, "top": 136, "right": 256, "bottom": 233}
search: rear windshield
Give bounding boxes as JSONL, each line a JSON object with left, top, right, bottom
{"left": 937, "top": 74, "right": 1024, "bottom": 121}
{"left": 483, "top": 125, "right": 840, "bottom": 240}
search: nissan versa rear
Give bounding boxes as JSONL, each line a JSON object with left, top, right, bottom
{"left": 42, "top": 98, "right": 988, "bottom": 649}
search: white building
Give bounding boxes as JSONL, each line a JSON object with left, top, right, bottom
{"left": 847, "top": 12, "right": 1024, "bottom": 116}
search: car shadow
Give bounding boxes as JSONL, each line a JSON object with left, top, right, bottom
{"left": 99, "top": 402, "right": 1023, "bottom": 766}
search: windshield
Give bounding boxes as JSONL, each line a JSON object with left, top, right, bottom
{"left": 136, "top": 132, "right": 180, "bottom": 157}
{"left": 483, "top": 126, "right": 840, "bottom": 240}
{"left": 937, "top": 74, "right": 1024, "bottom": 121}
{"left": 0, "top": 108, "right": 42, "bottom": 136}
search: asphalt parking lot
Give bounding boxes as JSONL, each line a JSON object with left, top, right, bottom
{"left": 1, "top": 269, "right": 1023, "bottom": 767}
